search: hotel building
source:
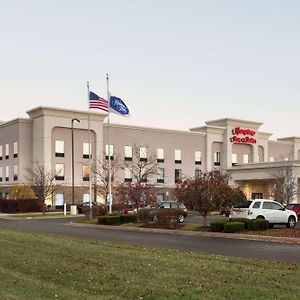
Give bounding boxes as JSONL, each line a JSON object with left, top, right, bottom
{"left": 0, "top": 106, "right": 299, "bottom": 206}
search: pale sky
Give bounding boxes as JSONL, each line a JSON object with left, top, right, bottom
{"left": 1, "top": 0, "right": 300, "bottom": 139}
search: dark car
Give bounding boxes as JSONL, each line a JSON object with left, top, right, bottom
{"left": 156, "top": 201, "right": 188, "bottom": 223}
{"left": 286, "top": 203, "right": 300, "bottom": 219}
{"left": 77, "top": 202, "right": 97, "bottom": 214}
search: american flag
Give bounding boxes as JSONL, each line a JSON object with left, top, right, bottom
{"left": 89, "top": 91, "right": 109, "bottom": 113}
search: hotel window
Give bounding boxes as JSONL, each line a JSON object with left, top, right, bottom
{"left": 55, "top": 164, "right": 64, "bottom": 180}
{"left": 243, "top": 154, "right": 249, "bottom": 164}
{"left": 13, "top": 164, "right": 18, "bottom": 181}
{"left": 195, "top": 168, "right": 201, "bottom": 178}
{"left": 13, "top": 142, "right": 18, "bottom": 158}
{"left": 269, "top": 156, "right": 275, "bottom": 162}
{"left": 195, "top": 151, "right": 201, "bottom": 165}
{"left": 0, "top": 166, "right": 2, "bottom": 182}
{"left": 5, "top": 165, "right": 9, "bottom": 181}
{"left": 157, "top": 148, "right": 164, "bottom": 163}
{"left": 124, "top": 145, "right": 133, "bottom": 161}
{"left": 0, "top": 145, "right": 2, "bottom": 160}
{"left": 55, "top": 193, "right": 64, "bottom": 207}
{"left": 55, "top": 140, "right": 64, "bottom": 157}
{"left": 83, "top": 142, "right": 92, "bottom": 159}
{"left": 124, "top": 168, "right": 132, "bottom": 182}
{"left": 105, "top": 144, "right": 114, "bottom": 160}
{"left": 232, "top": 153, "right": 237, "bottom": 166}
{"left": 214, "top": 152, "right": 220, "bottom": 166}
{"left": 157, "top": 168, "right": 165, "bottom": 183}
{"left": 82, "top": 165, "right": 90, "bottom": 181}
{"left": 175, "top": 150, "right": 181, "bottom": 164}
{"left": 5, "top": 144, "right": 9, "bottom": 159}
{"left": 175, "top": 169, "right": 182, "bottom": 183}
{"left": 139, "top": 147, "right": 147, "bottom": 162}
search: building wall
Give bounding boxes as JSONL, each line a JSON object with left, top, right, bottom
{"left": 268, "top": 141, "right": 293, "bottom": 161}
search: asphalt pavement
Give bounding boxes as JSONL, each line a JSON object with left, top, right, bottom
{"left": 0, "top": 216, "right": 299, "bottom": 263}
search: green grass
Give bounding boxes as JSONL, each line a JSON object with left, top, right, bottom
{"left": 11, "top": 212, "right": 70, "bottom": 218}
{"left": 0, "top": 229, "right": 299, "bottom": 299}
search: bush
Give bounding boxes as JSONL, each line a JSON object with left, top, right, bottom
{"left": 120, "top": 214, "right": 137, "bottom": 223}
{"left": 97, "top": 215, "right": 121, "bottom": 225}
{"left": 247, "top": 219, "right": 269, "bottom": 231}
{"left": 224, "top": 222, "right": 244, "bottom": 233}
{"left": 210, "top": 220, "right": 229, "bottom": 232}
{"left": 229, "top": 218, "right": 251, "bottom": 229}
{"left": 83, "top": 205, "right": 107, "bottom": 218}
{"left": 137, "top": 209, "right": 153, "bottom": 224}
{"left": 155, "top": 209, "right": 183, "bottom": 227}
{"left": 0, "top": 199, "right": 42, "bottom": 213}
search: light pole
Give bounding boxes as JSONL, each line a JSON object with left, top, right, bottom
{"left": 71, "top": 118, "right": 80, "bottom": 207}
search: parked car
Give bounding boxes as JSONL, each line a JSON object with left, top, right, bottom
{"left": 77, "top": 202, "right": 97, "bottom": 214}
{"left": 220, "top": 206, "right": 230, "bottom": 217}
{"left": 156, "top": 201, "right": 188, "bottom": 223}
{"left": 285, "top": 203, "right": 300, "bottom": 219}
{"left": 229, "top": 200, "right": 253, "bottom": 219}
{"left": 230, "top": 199, "right": 297, "bottom": 228}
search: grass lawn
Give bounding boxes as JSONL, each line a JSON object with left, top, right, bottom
{"left": 0, "top": 229, "right": 299, "bottom": 299}
{"left": 11, "top": 212, "right": 70, "bottom": 218}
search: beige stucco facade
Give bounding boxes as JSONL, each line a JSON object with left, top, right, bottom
{"left": 0, "top": 106, "right": 299, "bottom": 205}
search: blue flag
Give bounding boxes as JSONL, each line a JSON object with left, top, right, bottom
{"left": 109, "top": 96, "right": 129, "bottom": 116}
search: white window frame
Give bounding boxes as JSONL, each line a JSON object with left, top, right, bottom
{"left": 269, "top": 156, "right": 275, "bottom": 162}
{"left": 124, "top": 145, "right": 133, "bottom": 160}
{"left": 55, "top": 164, "right": 64, "bottom": 179}
{"left": 83, "top": 142, "right": 92, "bottom": 158}
{"left": 105, "top": 144, "right": 114, "bottom": 157}
{"left": 139, "top": 146, "right": 147, "bottom": 159}
{"left": 157, "top": 167, "right": 165, "bottom": 183}
{"left": 124, "top": 167, "right": 132, "bottom": 182}
{"left": 5, "top": 165, "right": 9, "bottom": 181}
{"left": 157, "top": 148, "right": 164, "bottom": 162}
{"left": 5, "top": 144, "right": 9, "bottom": 158}
{"left": 195, "top": 151, "right": 201, "bottom": 164}
{"left": 175, "top": 149, "right": 181, "bottom": 163}
{"left": 13, "top": 141, "right": 18, "bottom": 157}
{"left": 13, "top": 164, "right": 18, "bottom": 180}
{"left": 232, "top": 153, "right": 237, "bottom": 166}
{"left": 243, "top": 154, "right": 249, "bottom": 164}
{"left": 55, "top": 140, "right": 64, "bottom": 157}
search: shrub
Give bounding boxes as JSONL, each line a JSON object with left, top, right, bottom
{"left": 155, "top": 209, "right": 183, "bottom": 227}
{"left": 137, "top": 209, "right": 153, "bottom": 224}
{"left": 83, "top": 205, "right": 107, "bottom": 218}
{"left": 224, "top": 222, "right": 244, "bottom": 233}
{"left": 229, "top": 218, "right": 251, "bottom": 229}
{"left": 97, "top": 215, "right": 121, "bottom": 225}
{"left": 0, "top": 199, "right": 42, "bottom": 213}
{"left": 247, "top": 219, "right": 269, "bottom": 231}
{"left": 210, "top": 220, "right": 229, "bottom": 232}
{"left": 120, "top": 214, "right": 137, "bottom": 223}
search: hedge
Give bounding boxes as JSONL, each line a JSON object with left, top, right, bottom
{"left": 0, "top": 199, "right": 42, "bottom": 213}
{"left": 210, "top": 220, "right": 229, "bottom": 232}
{"left": 224, "top": 222, "right": 245, "bottom": 233}
{"left": 97, "top": 214, "right": 137, "bottom": 225}
{"left": 247, "top": 219, "right": 269, "bottom": 231}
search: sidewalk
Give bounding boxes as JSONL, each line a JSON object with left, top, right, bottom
{"left": 69, "top": 221, "right": 300, "bottom": 245}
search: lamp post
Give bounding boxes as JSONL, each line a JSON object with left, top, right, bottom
{"left": 71, "top": 118, "right": 80, "bottom": 208}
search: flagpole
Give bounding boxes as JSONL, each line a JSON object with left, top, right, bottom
{"left": 107, "top": 73, "right": 112, "bottom": 215}
{"left": 87, "top": 82, "right": 92, "bottom": 219}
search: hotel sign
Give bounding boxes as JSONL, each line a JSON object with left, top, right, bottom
{"left": 230, "top": 127, "right": 256, "bottom": 144}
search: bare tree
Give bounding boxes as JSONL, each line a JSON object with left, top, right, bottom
{"left": 88, "top": 155, "right": 122, "bottom": 202}
{"left": 272, "top": 164, "right": 298, "bottom": 204}
{"left": 29, "top": 163, "right": 62, "bottom": 214}
{"left": 114, "top": 145, "right": 159, "bottom": 211}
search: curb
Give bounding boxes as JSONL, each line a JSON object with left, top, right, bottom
{"left": 69, "top": 222, "right": 300, "bottom": 245}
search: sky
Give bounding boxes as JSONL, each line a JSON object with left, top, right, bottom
{"left": 1, "top": 0, "right": 300, "bottom": 139}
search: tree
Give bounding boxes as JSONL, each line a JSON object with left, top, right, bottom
{"left": 29, "top": 164, "right": 62, "bottom": 214}
{"left": 114, "top": 145, "right": 159, "bottom": 211}
{"left": 9, "top": 185, "right": 37, "bottom": 200}
{"left": 89, "top": 155, "right": 122, "bottom": 202}
{"left": 175, "top": 170, "right": 245, "bottom": 225}
{"left": 272, "top": 164, "right": 298, "bottom": 204}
